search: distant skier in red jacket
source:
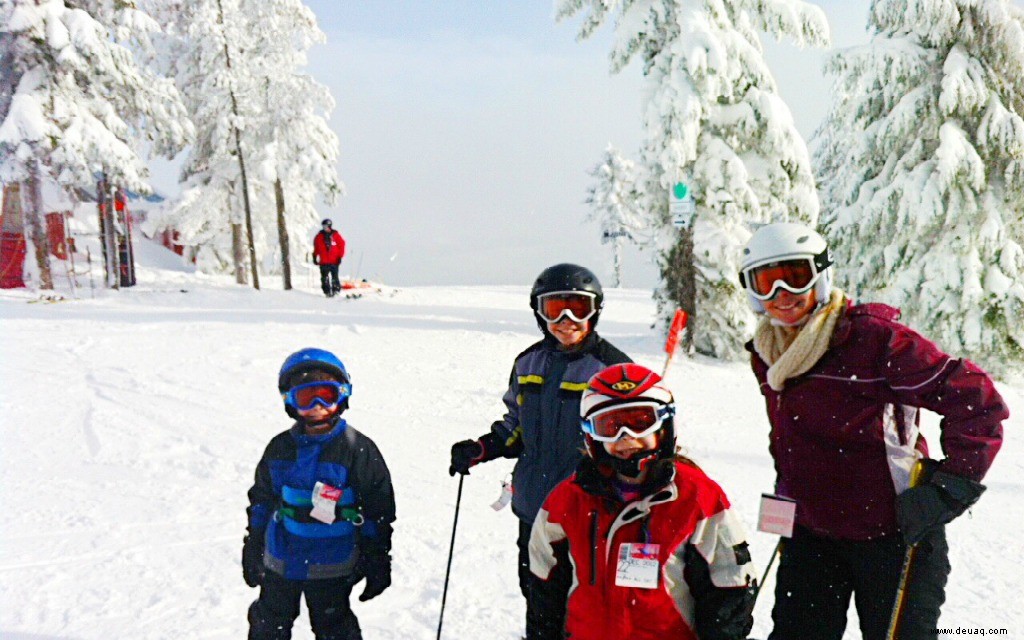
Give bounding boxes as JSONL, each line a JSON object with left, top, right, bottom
{"left": 313, "top": 219, "right": 345, "bottom": 297}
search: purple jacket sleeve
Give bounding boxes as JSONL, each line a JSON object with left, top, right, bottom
{"left": 882, "top": 321, "right": 1007, "bottom": 481}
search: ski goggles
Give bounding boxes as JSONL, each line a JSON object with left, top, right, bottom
{"left": 283, "top": 380, "right": 352, "bottom": 411}
{"left": 581, "top": 402, "right": 674, "bottom": 443}
{"left": 535, "top": 291, "right": 598, "bottom": 324}
{"left": 739, "top": 252, "right": 830, "bottom": 301}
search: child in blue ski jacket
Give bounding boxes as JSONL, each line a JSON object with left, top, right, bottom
{"left": 243, "top": 348, "right": 396, "bottom": 640}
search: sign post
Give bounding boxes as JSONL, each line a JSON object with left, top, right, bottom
{"left": 670, "top": 182, "right": 695, "bottom": 229}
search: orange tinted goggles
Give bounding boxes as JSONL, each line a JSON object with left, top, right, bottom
{"left": 284, "top": 381, "right": 351, "bottom": 410}
{"left": 581, "top": 402, "right": 674, "bottom": 442}
{"left": 744, "top": 259, "right": 819, "bottom": 300}
{"left": 535, "top": 292, "right": 597, "bottom": 323}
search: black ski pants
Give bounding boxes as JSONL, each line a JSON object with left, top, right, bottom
{"left": 319, "top": 264, "right": 340, "bottom": 296}
{"left": 517, "top": 518, "right": 532, "bottom": 600}
{"left": 248, "top": 570, "right": 361, "bottom": 640}
{"left": 768, "top": 526, "right": 949, "bottom": 640}
{"left": 520, "top": 517, "right": 549, "bottom": 636}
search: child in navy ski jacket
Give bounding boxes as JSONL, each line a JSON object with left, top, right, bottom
{"left": 448, "top": 264, "right": 631, "bottom": 609}
{"left": 243, "top": 348, "right": 396, "bottom": 640}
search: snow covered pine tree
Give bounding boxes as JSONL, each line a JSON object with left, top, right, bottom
{"left": 0, "top": 0, "right": 191, "bottom": 288}
{"left": 155, "top": 0, "right": 340, "bottom": 287}
{"left": 557, "top": 0, "right": 829, "bottom": 358}
{"left": 586, "top": 144, "right": 646, "bottom": 288}
{"left": 817, "top": 0, "right": 1024, "bottom": 373}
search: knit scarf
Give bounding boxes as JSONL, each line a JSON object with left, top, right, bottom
{"left": 753, "top": 289, "right": 847, "bottom": 391}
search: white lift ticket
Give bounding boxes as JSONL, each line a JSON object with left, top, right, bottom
{"left": 614, "top": 543, "right": 661, "bottom": 589}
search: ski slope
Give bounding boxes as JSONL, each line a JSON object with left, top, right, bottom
{"left": 1, "top": 249, "right": 1021, "bottom": 639}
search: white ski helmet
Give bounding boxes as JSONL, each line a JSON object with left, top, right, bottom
{"left": 739, "top": 223, "right": 833, "bottom": 313}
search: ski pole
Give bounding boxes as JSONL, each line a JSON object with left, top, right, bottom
{"left": 887, "top": 461, "right": 925, "bottom": 639}
{"left": 754, "top": 540, "right": 781, "bottom": 601}
{"left": 437, "top": 474, "right": 465, "bottom": 640}
{"left": 661, "top": 309, "right": 689, "bottom": 377}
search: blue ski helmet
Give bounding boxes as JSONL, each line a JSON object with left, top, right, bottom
{"left": 278, "top": 348, "right": 351, "bottom": 418}
{"left": 278, "top": 348, "right": 350, "bottom": 392}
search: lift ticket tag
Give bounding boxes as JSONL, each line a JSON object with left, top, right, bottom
{"left": 490, "top": 476, "right": 514, "bottom": 511}
{"left": 615, "top": 543, "right": 661, "bottom": 589}
{"left": 757, "top": 494, "right": 797, "bottom": 538}
{"left": 311, "top": 482, "right": 342, "bottom": 524}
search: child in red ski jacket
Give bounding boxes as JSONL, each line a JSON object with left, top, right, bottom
{"left": 528, "top": 364, "right": 757, "bottom": 640}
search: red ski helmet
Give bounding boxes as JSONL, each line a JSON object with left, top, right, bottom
{"left": 580, "top": 364, "right": 676, "bottom": 477}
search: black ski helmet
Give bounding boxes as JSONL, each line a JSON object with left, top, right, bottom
{"left": 321, "top": 218, "right": 333, "bottom": 228}
{"left": 529, "top": 263, "right": 604, "bottom": 333}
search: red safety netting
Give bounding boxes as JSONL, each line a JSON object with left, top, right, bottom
{"left": 0, "top": 231, "right": 27, "bottom": 288}
{"left": 46, "top": 212, "right": 68, "bottom": 260}
{"left": 159, "top": 228, "right": 186, "bottom": 256}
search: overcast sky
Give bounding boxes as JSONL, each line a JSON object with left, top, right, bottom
{"left": 151, "top": 1, "right": 1010, "bottom": 288}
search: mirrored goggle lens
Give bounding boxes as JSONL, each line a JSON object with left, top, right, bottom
{"left": 537, "top": 293, "right": 596, "bottom": 323}
{"left": 286, "top": 381, "right": 351, "bottom": 410}
{"left": 582, "top": 404, "right": 670, "bottom": 442}
{"left": 748, "top": 260, "right": 817, "bottom": 297}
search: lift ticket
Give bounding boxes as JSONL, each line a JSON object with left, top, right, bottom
{"left": 490, "top": 477, "right": 514, "bottom": 511}
{"left": 757, "top": 493, "right": 797, "bottom": 538}
{"left": 615, "top": 543, "right": 661, "bottom": 589}
{"left": 311, "top": 482, "right": 343, "bottom": 524}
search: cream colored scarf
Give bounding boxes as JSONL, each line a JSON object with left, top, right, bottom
{"left": 753, "top": 289, "right": 847, "bottom": 391}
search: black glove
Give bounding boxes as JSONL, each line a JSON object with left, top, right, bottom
{"left": 449, "top": 439, "right": 485, "bottom": 476}
{"left": 896, "top": 466, "right": 985, "bottom": 546}
{"left": 313, "top": 255, "right": 320, "bottom": 265}
{"left": 357, "top": 546, "right": 392, "bottom": 602}
{"left": 242, "top": 533, "right": 265, "bottom": 588}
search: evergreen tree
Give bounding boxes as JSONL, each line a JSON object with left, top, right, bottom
{"left": 817, "top": 0, "right": 1024, "bottom": 372}
{"left": 0, "top": 0, "right": 191, "bottom": 287}
{"left": 585, "top": 144, "right": 647, "bottom": 287}
{"left": 558, "top": 0, "right": 829, "bottom": 358}
{"left": 250, "top": 0, "right": 342, "bottom": 288}
{"left": 155, "top": 0, "right": 340, "bottom": 287}
{"left": 155, "top": 0, "right": 259, "bottom": 283}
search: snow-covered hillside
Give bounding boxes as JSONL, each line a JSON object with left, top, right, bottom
{"left": 1, "top": 248, "right": 1021, "bottom": 639}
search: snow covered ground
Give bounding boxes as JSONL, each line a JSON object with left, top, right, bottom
{"left": 1, "top": 241, "right": 1021, "bottom": 639}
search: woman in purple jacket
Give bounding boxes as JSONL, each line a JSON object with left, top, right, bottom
{"left": 739, "top": 223, "right": 1007, "bottom": 640}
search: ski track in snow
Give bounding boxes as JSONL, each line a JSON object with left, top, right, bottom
{"left": 1, "top": 267, "right": 1021, "bottom": 639}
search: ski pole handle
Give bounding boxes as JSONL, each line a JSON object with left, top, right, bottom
{"left": 887, "top": 460, "right": 924, "bottom": 639}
